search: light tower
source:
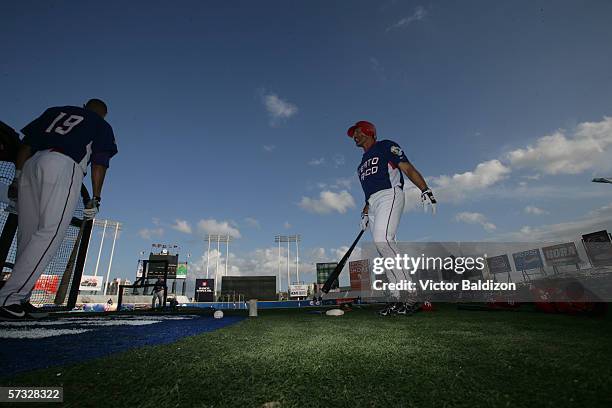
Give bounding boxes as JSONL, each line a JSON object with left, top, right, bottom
{"left": 88, "top": 219, "right": 122, "bottom": 295}
{"left": 274, "top": 234, "right": 301, "bottom": 294}
{"left": 205, "top": 234, "right": 232, "bottom": 295}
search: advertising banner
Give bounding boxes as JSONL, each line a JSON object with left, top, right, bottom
{"left": 79, "top": 275, "right": 103, "bottom": 291}
{"left": 176, "top": 262, "right": 188, "bottom": 279}
{"left": 485, "top": 255, "right": 511, "bottom": 275}
{"left": 349, "top": 259, "right": 370, "bottom": 291}
{"left": 582, "top": 230, "right": 612, "bottom": 267}
{"left": 289, "top": 284, "right": 308, "bottom": 298}
{"left": 194, "top": 279, "right": 215, "bottom": 302}
{"left": 541, "top": 242, "right": 580, "bottom": 266}
{"left": 136, "top": 260, "right": 143, "bottom": 278}
{"left": 33, "top": 274, "right": 59, "bottom": 294}
{"left": 512, "top": 249, "right": 544, "bottom": 270}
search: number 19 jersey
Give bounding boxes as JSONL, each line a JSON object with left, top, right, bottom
{"left": 21, "top": 106, "right": 117, "bottom": 173}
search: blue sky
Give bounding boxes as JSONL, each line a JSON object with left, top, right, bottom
{"left": 2, "top": 0, "right": 612, "bottom": 290}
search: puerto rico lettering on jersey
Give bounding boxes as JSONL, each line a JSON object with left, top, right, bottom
{"left": 358, "top": 139, "right": 409, "bottom": 201}
{"left": 359, "top": 157, "right": 379, "bottom": 179}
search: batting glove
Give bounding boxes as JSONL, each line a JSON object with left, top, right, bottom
{"left": 421, "top": 189, "right": 437, "bottom": 215}
{"left": 83, "top": 196, "right": 101, "bottom": 220}
{"left": 360, "top": 213, "right": 369, "bottom": 231}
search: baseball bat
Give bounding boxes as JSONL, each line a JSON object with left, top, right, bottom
{"left": 55, "top": 184, "right": 92, "bottom": 305}
{"left": 322, "top": 229, "right": 365, "bottom": 294}
{"left": 54, "top": 216, "right": 90, "bottom": 305}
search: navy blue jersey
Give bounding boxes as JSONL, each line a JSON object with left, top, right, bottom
{"left": 21, "top": 106, "right": 117, "bottom": 172}
{"left": 357, "top": 139, "right": 409, "bottom": 201}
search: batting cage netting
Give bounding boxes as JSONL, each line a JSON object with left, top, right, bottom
{"left": 0, "top": 160, "right": 90, "bottom": 310}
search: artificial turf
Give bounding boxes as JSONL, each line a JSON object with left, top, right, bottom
{"left": 3, "top": 305, "right": 612, "bottom": 408}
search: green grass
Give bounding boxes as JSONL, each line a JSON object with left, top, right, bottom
{"left": 4, "top": 305, "right": 612, "bottom": 408}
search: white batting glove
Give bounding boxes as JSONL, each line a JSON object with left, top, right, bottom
{"left": 83, "top": 197, "right": 100, "bottom": 220}
{"left": 421, "top": 189, "right": 437, "bottom": 215}
{"left": 360, "top": 213, "right": 369, "bottom": 231}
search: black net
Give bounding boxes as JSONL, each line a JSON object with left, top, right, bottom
{"left": 0, "top": 160, "right": 87, "bottom": 308}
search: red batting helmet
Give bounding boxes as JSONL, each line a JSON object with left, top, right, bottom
{"left": 347, "top": 120, "right": 376, "bottom": 138}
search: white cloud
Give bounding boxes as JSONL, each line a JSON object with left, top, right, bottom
{"left": 524, "top": 206, "right": 548, "bottom": 216}
{"left": 313, "top": 178, "right": 354, "bottom": 191}
{"left": 333, "top": 178, "right": 353, "bottom": 189}
{"left": 299, "top": 190, "right": 356, "bottom": 214}
{"left": 386, "top": 6, "right": 428, "bottom": 31}
{"left": 262, "top": 92, "right": 298, "bottom": 126}
{"left": 455, "top": 212, "right": 496, "bottom": 232}
{"left": 403, "top": 186, "right": 424, "bottom": 212}
{"left": 507, "top": 117, "right": 612, "bottom": 175}
{"left": 401, "top": 116, "right": 612, "bottom": 209}
{"left": 263, "top": 145, "right": 276, "bottom": 152}
{"left": 429, "top": 160, "right": 511, "bottom": 203}
{"left": 171, "top": 219, "right": 192, "bottom": 234}
{"left": 197, "top": 219, "right": 241, "bottom": 238}
{"left": 309, "top": 246, "right": 363, "bottom": 280}
{"left": 330, "top": 246, "right": 363, "bottom": 262}
{"left": 138, "top": 227, "right": 164, "bottom": 240}
{"left": 502, "top": 202, "right": 612, "bottom": 241}
{"left": 333, "top": 154, "right": 346, "bottom": 167}
{"left": 308, "top": 158, "right": 325, "bottom": 166}
{"left": 310, "top": 247, "right": 327, "bottom": 263}
{"left": 244, "top": 217, "right": 260, "bottom": 229}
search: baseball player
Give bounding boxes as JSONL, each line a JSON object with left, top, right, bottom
{"left": 347, "top": 120, "right": 436, "bottom": 316}
{"left": 0, "top": 99, "right": 118, "bottom": 320}
{"left": 151, "top": 278, "right": 165, "bottom": 310}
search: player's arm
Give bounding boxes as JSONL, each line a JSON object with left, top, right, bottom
{"left": 398, "top": 161, "right": 428, "bottom": 192}
{"left": 91, "top": 163, "right": 107, "bottom": 198}
{"left": 84, "top": 121, "right": 118, "bottom": 219}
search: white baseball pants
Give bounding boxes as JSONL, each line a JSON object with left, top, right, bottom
{"left": 368, "top": 186, "right": 409, "bottom": 300}
{"left": 0, "top": 150, "right": 83, "bottom": 306}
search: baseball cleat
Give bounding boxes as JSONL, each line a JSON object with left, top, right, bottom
{"left": 396, "top": 303, "right": 409, "bottom": 316}
{"left": 0, "top": 304, "right": 27, "bottom": 321}
{"left": 377, "top": 302, "right": 399, "bottom": 316}
{"left": 22, "top": 302, "right": 49, "bottom": 319}
{"left": 400, "top": 302, "right": 422, "bottom": 316}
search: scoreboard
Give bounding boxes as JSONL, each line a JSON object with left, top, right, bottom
{"left": 221, "top": 276, "right": 276, "bottom": 300}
